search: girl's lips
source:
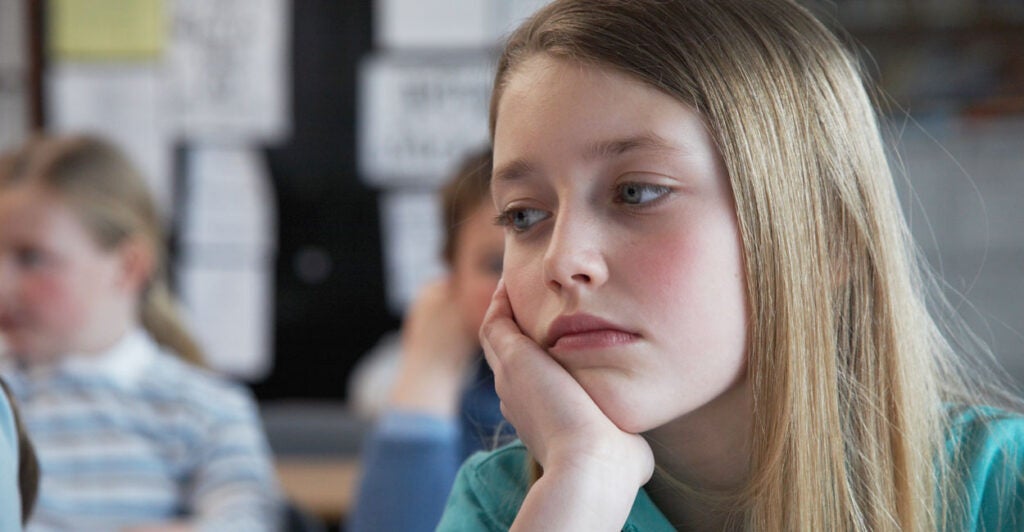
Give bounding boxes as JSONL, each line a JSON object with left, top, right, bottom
{"left": 544, "top": 313, "right": 639, "bottom": 350}
{"left": 550, "top": 329, "right": 639, "bottom": 351}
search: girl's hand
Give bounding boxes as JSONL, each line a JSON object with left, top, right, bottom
{"left": 480, "top": 281, "right": 654, "bottom": 530}
{"left": 389, "top": 277, "right": 480, "bottom": 417}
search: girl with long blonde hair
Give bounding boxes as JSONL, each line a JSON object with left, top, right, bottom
{"left": 438, "top": 0, "right": 1024, "bottom": 530}
{"left": 0, "top": 135, "right": 281, "bottom": 531}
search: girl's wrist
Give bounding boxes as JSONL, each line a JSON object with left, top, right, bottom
{"left": 544, "top": 438, "right": 653, "bottom": 492}
{"left": 513, "top": 456, "right": 644, "bottom": 532}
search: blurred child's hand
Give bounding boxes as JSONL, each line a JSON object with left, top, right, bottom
{"left": 480, "top": 280, "right": 653, "bottom": 529}
{"left": 389, "top": 277, "right": 480, "bottom": 417}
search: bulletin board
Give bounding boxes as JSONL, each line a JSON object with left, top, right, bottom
{"left": 255, "top": 0, "right": 397, "bottom": 400}
{"left": 25, "top": 0, "right": 394, "bottom": 399}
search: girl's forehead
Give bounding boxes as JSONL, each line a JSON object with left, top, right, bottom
{"left": 0, "top": 187, "right": 78, "bottom": 241}
{"left": 496, "top": 55, "right": 686, "bottom": 134}
{"left": 502, "top": 55, "right": 615, "bottom": 98}
{"left": 0, "top": 184, "right": 58, "bottom": 214}
{"left": 493, "top": 55, "right": 714, "bottom": 176}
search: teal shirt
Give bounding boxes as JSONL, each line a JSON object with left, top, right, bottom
{"left": 439, "top": 407, "right": 1024, "bottom": 531}
{"left": 944, "top": 406, "right": 1024, "bottom": 531}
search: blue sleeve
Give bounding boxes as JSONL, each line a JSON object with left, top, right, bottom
{"left": 347, "top": 410, "right": 461, "bottom": 532}
{"left": 0, "top": 387, "right": 23, "bottom": 530}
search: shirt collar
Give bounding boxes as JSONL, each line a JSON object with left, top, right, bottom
{"left": 59, "top": 328, "right": 159, "bottom": 389}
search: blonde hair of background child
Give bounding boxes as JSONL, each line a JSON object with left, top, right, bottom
{"left": 491, "top": 0, "right": 1018, "bottom": 530}
{"left": 0, "top": 134, "right": 205, "bottom": 366}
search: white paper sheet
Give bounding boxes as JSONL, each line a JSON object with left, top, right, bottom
{"left": 375, "top": 0, "right": 550, "bottom": 48}
{"left": 359, "top": 52, "right": 492, "bottom": 187}
{"left": 179, "top": 145, "right": 276, "bottom": 247}
{"left": 376, "top": 0, "right": 489, "bottom": 48}
{"left": 176, "top": 145, "right": 277, "bottom": 380}
{"left": 168, "top": 0, "right": 290, "bottom": 142}
{"left": 47, "top": 63, "right": 174, "bottom": 221}
{"left": 379, "top": 189, "right": 446, "bottom": 313}
{"left": 178, "top": 259, "right": 274, "bottom": 380}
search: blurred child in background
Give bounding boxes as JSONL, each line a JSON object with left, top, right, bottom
{"left": 348, "top": 148, "right": 510, "bottom": 532}
{"left": 0, "top": 134, "right": 282, "bottom": 531}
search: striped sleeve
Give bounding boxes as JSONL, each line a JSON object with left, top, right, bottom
{"left": 177, "top": 374, "right": 283, "bottom": 532}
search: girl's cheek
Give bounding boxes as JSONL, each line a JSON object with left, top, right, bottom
{"left": 24, "top": 277, "right": 87, "bottom": 330}
{"left": 504, "top": 264, "right": 545, "bottom": 343}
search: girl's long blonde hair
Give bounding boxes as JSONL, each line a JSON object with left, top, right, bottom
{"left": 0, "top": 135, "right": 205, "bottom": 366}
{"left": 492, "top": 1, "right": 1014, "bottom": 529}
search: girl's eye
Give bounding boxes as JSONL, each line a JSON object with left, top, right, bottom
{"left": 496, "top": 208, "right": 550, "bottom": 233}
{"left": 616, "top": 183, "right": 670, "bottom": 205}
{"left": 14, "top": 247, "right": 46, "bottom": 269}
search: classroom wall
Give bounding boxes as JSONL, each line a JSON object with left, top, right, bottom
{"left": 1, "top": 0, "right": 1021, "bottom": 399}
{"left": 894, "top": 120, "right": 1024, "bottom": 381}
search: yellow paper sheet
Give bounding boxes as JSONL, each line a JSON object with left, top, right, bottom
{"left": 49, "top": 0, "right": 165, "bottom": 59}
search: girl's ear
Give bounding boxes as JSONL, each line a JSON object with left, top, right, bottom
{"left": 115, "top": 236, "right": 156, "bottom": 294}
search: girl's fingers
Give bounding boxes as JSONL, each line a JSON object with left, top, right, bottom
{"left": 480, "top": 280, "right": 574, "bottom": 397}
{"left": 480, "top": 279, "right": 596, "bottom": 448}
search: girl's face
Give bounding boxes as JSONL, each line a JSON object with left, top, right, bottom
{"left": 492, "top": 55, "right": 749, "bottom": 434}
{"left": 450, "top": 200, "right": 505, "bottom": 341}
{"left": 0, "top": 186, "right": 126, "bottom": 362}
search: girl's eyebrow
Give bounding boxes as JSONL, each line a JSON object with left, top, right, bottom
{"left": 492, "top": 159, "right": 538, "bottom": 184}
{"left": 583, "top": 132, "right": 677, "bottom": 160}
{"left": 494, "top": 133, "right": 680, "bottom": 184}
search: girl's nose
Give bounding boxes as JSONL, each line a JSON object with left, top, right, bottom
{"left": 542, "top": 211, "right": 609, "bottom": 294}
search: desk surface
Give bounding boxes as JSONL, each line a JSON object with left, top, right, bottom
{"left": 276, "top": 457, "right": 361, "bottom": 524}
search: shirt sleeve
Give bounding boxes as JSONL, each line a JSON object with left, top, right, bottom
{"left": 436, "top": 457, "right": 508, "bottom": 532}
{"left": 187, "top": 386, "right": 283, "bottom": 532}
{"left": 347, "top": 409, "right": 461, "bottom": 532}
{"left": 436, "top": 444, "right": 533, "bottom": 532}
{"left": 958, "top": 414, "right": 1024, "bottom": 531}
{"left": 0, "top": 383, "right": 24, "bottom": 530}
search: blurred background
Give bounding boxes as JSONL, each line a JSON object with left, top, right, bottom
{"left": 0, "top": 0, "right": 1022, "bottom": 527}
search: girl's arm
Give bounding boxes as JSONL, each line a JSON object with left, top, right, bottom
{"left": 184, "top": 386, "right": 283, "bottom": 531}
{"left": 479, "top": 281, "right": 654, "bottom": 531}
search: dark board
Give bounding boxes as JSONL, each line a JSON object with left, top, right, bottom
{"left": 253, "top": 0, "right": 399, "bottom": 400}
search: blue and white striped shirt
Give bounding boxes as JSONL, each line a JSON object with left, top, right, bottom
{"left": 1, "top": 329, "right": 282, "bottom": 531}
